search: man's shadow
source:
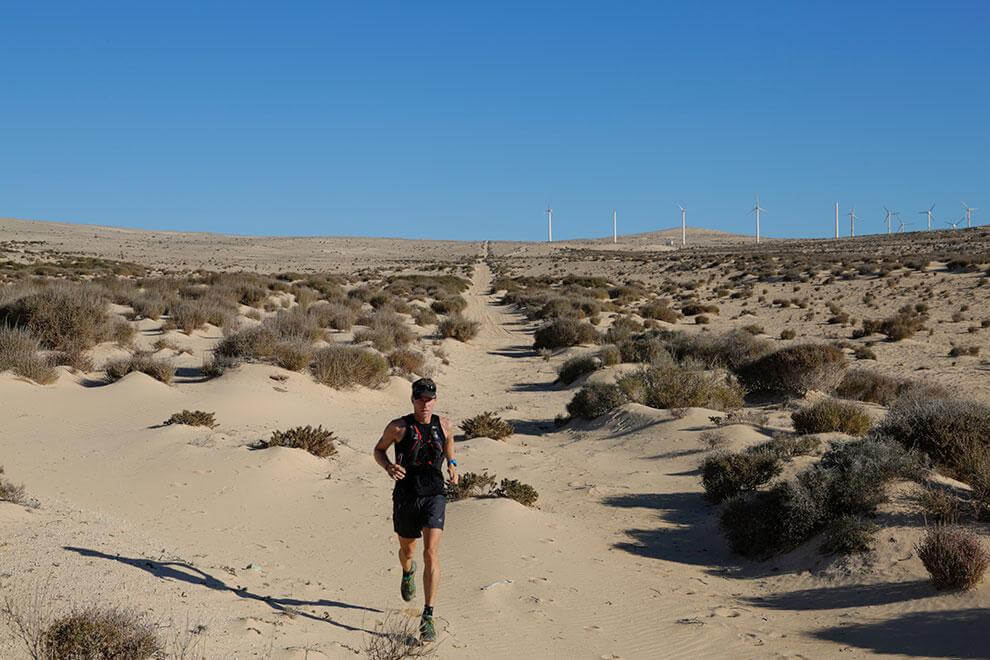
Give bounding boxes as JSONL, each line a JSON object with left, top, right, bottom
{"left": 64, "top": 546, "right": 383, "bottom": 635}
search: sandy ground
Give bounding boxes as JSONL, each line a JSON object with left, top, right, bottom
{"left": 1, "top": 219, "right": 989, "bottom": 659}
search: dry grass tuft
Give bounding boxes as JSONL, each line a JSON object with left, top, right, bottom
{"left": 916, "top": 526, "right": 989, "bottom": 591}
{"left": 791, "top": 399, "right": 872, "bottom": 436}
{"left": 263, "top": 425, "right": 337, "bottom": 458}
{"left": 311, "top": 345, "right": 389, "bottom": 389}
{"left": 364, "top": 610, "right": 438, "bottom": 659}
{"left": 104, "top": 352, "right": 174, "bottom": 384}
{"left": 0, "top": 326, "right": 58, "bottom": 384}
{"left": 736, "top": 343, "right": 847, "bottom": 396}
{"left": 460, "top": 412, "right": 514, "bottom": 440}
{"left": 164, "top": 410, "right": 217, "bottom": 429}
{"left": 0, "top": 466, "right": 27, "bottom": 505}
{"left": 438, "top": 314, "right": 480, "bottom": 342}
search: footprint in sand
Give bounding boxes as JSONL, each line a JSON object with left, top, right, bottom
{"left": 712, "top": 607, "right": 743, "bottom": 618}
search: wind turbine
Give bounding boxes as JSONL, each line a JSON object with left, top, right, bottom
{"left": 918, "top": 203, "right": 935, "bottom": 231}
{"left": 882, "top": 206, "right": 898, "bottom": 235}
{"left": 896, "top": 217, "right": 913, "bottom": 233}
{"left": 546, "top": 205, "right": 553, "bottom": 242}
{"left": 748, "top": 195, "right": 766, "bottom": 244}
{"left": 676, "top": 203, "right": 686, "bottom": 246}
{"left": 962, "top": 202, "right": 978, "bottom": 228}
{"left": 612, "top": 209, "right": 617, "bottom": 244}
{"left": 848, "top": 207, "right": 857, "bottom": 237}
{"left": 946, "top": 218, "right": 962, "bottom": 230}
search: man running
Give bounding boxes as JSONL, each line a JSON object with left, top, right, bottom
{"left": 373, "top": 377, "right": 458, "bottom": 642}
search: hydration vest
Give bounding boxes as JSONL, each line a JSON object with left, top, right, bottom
{"left": 393, "top": 413, "right": 446, "bottom": 497}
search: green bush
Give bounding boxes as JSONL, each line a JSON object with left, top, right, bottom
{"left": 460, "top": 411, "right": 514, "bottom": 440}
{"left": 792, "top": 399, "right": 872, "bottom": 436}
{"left": 566, "top": 384, "right": 629, "bottom": 420}
{"left": 311, "top": 345, "right": 388, "bottom": 389}
{"left": 701, "top": 451, "right": 782, "bottom": 503}
{"left": 262, "top": 425, "right": 337, "bottom": 458}
{"left": 736, "top": 343, "right": 848, "bottom": 396}
{"left": 438, "top": 314, "right": 480, "bottom": 342}
{"left": 534, "top": 318, "right": 600, "bottom": 350}
{"left": 616, "top": 365, "right": 745, "bottom": 411}
{"left": 557, "top": 355, "right": 600, "bottom": 385}
{"left": 917, "top": 526, "right": 989, "bottom": 591}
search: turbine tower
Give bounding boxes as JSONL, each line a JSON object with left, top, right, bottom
{"left": 834, "top": 202, "right": 839, "bottom": 239}
{"left": 918, "top": 203, "right": 935, "bottom": 231}
{"left": 882, "top": 206, "right": 894, "bottom": 235}
{"left": 962, "top": 202, "right": 978, "bottom": 228}
{"left": 896, "top": 217, "right": 913, "bottom": 233}
{"left": 677, "top": 203, "right": 686, "bottom": 246}
{"left": 748, "top": 195, "right": 766, "bottom": 244}
{"left": 612, "top": 209, "right": 617, "bottom": 244}
{"left": 546, "top": 205, "right": 553, "bottom": 243}
{"left": 947, "top": 218, "right": 962, "bottom": 230}
{"left": 847, "top": 207, "right": 857, "bottom": 237}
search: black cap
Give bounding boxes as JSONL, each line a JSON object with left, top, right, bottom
{"left": 412, "top": 378, "right": 437, "bottom": 399}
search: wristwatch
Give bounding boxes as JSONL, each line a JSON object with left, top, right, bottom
{"left": 448, "top": 458, "right": 458, "bottom": 467}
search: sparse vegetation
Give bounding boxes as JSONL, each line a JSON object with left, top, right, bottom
{"left": 916, "top": 526, "right": 989, "bottom": 591}
{"left": 736, "top": 343, "right": 847, "bottom": 396}
{"left": 164, "top": 410, "right": 217, "bottom": 429}
{"left": 791, "top": 399, "right": 872, "bottom": 436}
{"left": 438, "top": 314, "right": 480, "bottom": 342}
{"left": 557, "top": 354, "right": 600, "bottom": 385}
{"left": 387, "top": 348, "right": 426, "bottom": 376}
{"left": 311, "top": 345, "right": 389, "bottom": 389}
{"left": 0, "top": 466, "right": 27, "bottom": 505}
{"left": 616, "top": 365, "right": 745, "bottom": 411}
{"left": 566, "top": 383, "right": 629, "bottom": 420}
{"left": 262, "top": 425, "right": 337, "bottom": 458}
{"left": 104, "top": 352, "right": 174, "bottom": 384}
{"left": 460, "top": 411, "right": 514, "bottom": 440}
{"left": 0, "top": 326, "right": 58, "bottom": 384}
{"left": 820, "top": 515, "right": 877, "bottom": 555}
{"left": 533, "top": 318, "right": 600, "bottom": 350}
{"left": 701, "top": 451, "right": 782, "bottom": 503}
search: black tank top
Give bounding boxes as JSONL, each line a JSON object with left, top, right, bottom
{"left": 393, "top": 413, "right": 446, "bottom": 497}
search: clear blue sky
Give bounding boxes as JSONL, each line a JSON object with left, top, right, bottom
{"left": 2, "top": 2, "right": 987, "bottom": 241}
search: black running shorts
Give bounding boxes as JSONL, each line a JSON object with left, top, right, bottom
{"left": 393, "top": 493, "right": 446, "bottom": 539}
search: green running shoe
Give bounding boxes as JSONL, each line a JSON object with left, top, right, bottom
{"left": 400, "top": 561, "right": 416, "bottom": 602}
{"left": 419, "top": 613, "right": 436, "bottom": 642}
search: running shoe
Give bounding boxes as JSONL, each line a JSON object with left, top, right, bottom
{"left": 401, "top": 560, "right": 417, "bottom": 602}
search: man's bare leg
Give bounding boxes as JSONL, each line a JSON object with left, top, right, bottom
{"left": 398, "top": 536, "right": 417, "bottom": 573}
{"left": 422, "top": 527, "right": 442, "bottom": 606}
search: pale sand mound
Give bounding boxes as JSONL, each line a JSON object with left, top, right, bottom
{"left": 2, "top": 254, "right": 989, "bottom": 658}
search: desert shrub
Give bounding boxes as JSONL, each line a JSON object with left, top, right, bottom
{"left": 387, "top": 348, "right": 426, "bottom": 376}
{"left": 949, "top": 345, "right": 980, "bottom": 357}
{"left": 131, "top": 293, "right": 168, "bottom": 320}
{"left": 557, "top": 355, "right": 600, "bottom": 385}
{"left": 533, "top": 318, "right": 600, "bottom": 350}
{"left": 701, "top": 451, "right": 783, "bottom": 503}
{"left": 164, "top": 410, "right": 217, "bottom": 429}
{"left": 430, "top": 295, "right": 467, "bottom": 315}
{"left": 780, "top": 328, "right": 796, "bottom": 340}
{"left": 167, "top": 300, "right": 209, "bottom": 333}
{"left": 747, "top": 433, "right": 821, "bottom": 459}
{"left": 680, "top": 302, "right": 718, "bottom": 316}
{"left": 916, "top": 526, "right": 989, "bottom": 591}
{"left": 700, "top": 430, "right": 728, "bottom": 450}
{"left": 834, "top": 369, "right": 946, "bottom": 405}
{"left": 39, "top": 606, "right": 160, "bottom": 660}
{"left": 0, "top": 466, "right": 26, "bottom": 504}
{"left": 309, "top": 302, "right": 358, "bottom": 331}
{"left": 860, "top": 310, "right": 926, "bottom": 341}
{"left": 617, "top": 335, "right": 673, "bottom": 365}
{"left": 792, "top": 399, "right": 872, "bottom": 436}
{"left": 566, "top": 383, "right": 629, "bottom": 420}
{"left": 267, "top": 308, "right": 324, "bottom": 342}
{"left": 640, "top": 300, "right": 680, "bottom": 323}
{"left": 0, "top": 326, "right": 58, "bottom": 384}
{"left": 214, "top": 325, "right": 279, "bottom": 360}
{"left": 274, "top": 338, "right": 313, "bottom": 371}
{"left": 872, "top": 396, "right": 990, "bottom": 483}
{"left": 605, "top": 316, "right": 643, "bottom": 343}
{"left": 0, "top": 282, "right": 111, "bottom": 351}
{"left": 104, "top": 352, "right": 174, "bottom": 384}
{"left": 111, "top": 319, "right": 136, "bottom": 347}
{"left": 853, "top": 346, "right": 876, "bottom": 360}
{"left": 918, "top": 486, "right": 967, "bottom": 524}
{"left": 311, "top": 345, "right": 388, "bottom": 389}
{"left": 721, "top": 482, "right": 825, "bottom": 558}
{"left": 495, "top": 479, "right": 539, "bottom": 507}
{"left": 438, "top": 314, "right": 480, "bottom": 342}
{"left": 460, "top": 411, "right": 514, "bottom": 440}
{"left": 695, "top": 314, "right": 711, "bottom": 324}
{"left": 664, "top": 329, "right": 771, "bottom": 370}
{"left": 736, "top": 343, "right": 847, "bottom": 396}
{"left": 411, "top": 306, "right": 438, "bottom": 327}
{"left": 741, "top": 324, "right": 765, "bottom": 336}
{"left": 820, "top": 515, "right": 877, "bottom": 554}
{"left": 262, "top": 425, "right": 337, "bottom": 458}
{"left": 201, "top": 353, "right": 238, "bottom": 379}
{"left": 616, "top": 365, "right": 745, "bottom": 411}
{"left": 447, "top": 471, "right": 498, "bottom": 501}
{"left": 597, "top": 344, "right": 621, "bottom": 366}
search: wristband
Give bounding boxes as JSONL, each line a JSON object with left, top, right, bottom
{"left": 448, "top": 459, "right": 458, "bottom": 467}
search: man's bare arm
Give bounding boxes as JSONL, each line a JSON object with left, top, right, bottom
{"left": 440, "top": 417, "right": 458, "bottom": 484}
{"left": 374, "top": 419, "right": 406, "bottom": 480}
